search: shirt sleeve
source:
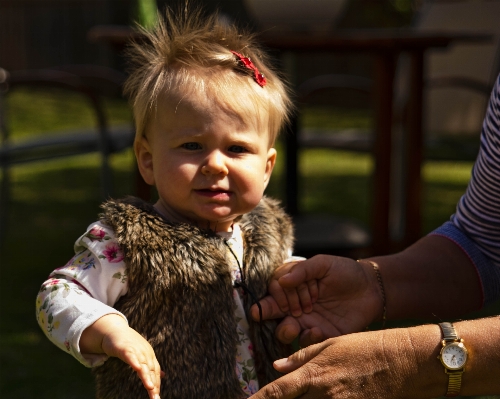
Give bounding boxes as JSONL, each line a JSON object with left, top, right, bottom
{"left": 430, "top": 73, "right": 500, "bottom": 306}
{"left": 35, "top": 222, "right": 129, "bottom": 367}
{"left": 285, "top": 254, "right": 307, "bottom": 263}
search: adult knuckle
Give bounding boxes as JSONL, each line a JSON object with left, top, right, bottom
{"left": 293, "top": 347, "right": 309, "bottom": 363}
{"left": 263, "top": 382, "right": 286, "bottom": 399}
{"left": 291, "top": 363, "right": 321, "bottom": 393}
{"left": 304, "top": 362, "right": 322, "bottom": 382}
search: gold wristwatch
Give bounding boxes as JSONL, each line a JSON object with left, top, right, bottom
{"left": 438, "top": 322, "right": 468, "bottom": 397}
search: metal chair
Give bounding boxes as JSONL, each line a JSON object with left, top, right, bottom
{"left": 0, "top": 65, "right": 135, "bottom": 242}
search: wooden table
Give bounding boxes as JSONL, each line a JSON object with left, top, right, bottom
{"left": 89, "top": 26, "right": 491, "bottom": 254}
{"left": 259, "top": 29, "right": 491, "bottom": 254}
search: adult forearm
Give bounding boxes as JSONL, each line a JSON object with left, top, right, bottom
{"left": 370, "top": 318, "right": 500, "bottom": 397}
{"left": 453, "top": 317, "right": 500, "bottom": 395}
{"left": 369, "top": 235, "right": 482, "bottom": 321}
{"left": 405, "top": 317, "right": 500, "bottom": 397}
{"left": 251, "top": 317, "right": 500, "bottom": 399}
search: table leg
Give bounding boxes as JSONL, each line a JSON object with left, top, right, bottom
{"left": 404, "top": 50, "right": 424, "bottom": 247}
{"left": 285, "top": 114, "right": 299, "bottom": 215}
{"left": 372, "top": 53, "right": 396, "bottom": 255}
{"left": 282, "top": 51, "right": 299, "bottom": 215}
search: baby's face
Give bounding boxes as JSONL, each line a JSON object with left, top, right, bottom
{"left": 136, "top": 93, "right": 276, "bottom": 232}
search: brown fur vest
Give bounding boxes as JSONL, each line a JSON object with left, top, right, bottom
{"left": 93, "top": 196, "right": 294, "bottom": 399}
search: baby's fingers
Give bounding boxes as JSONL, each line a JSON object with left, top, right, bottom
{"left": 284, "top": 286, "right": 304, "bottom": 317}
{"left": 270, "top": 277, "right": 304, "bottom": 317}
{"left": 97, "top": 319, "right": 162, "bottom": 399}
{"left": 140, "top": 359, "right": 162, "bottom": 399}
{"left": 307, "top": 279, "right": 319, "bottom": 303}
{"left": 125, "top": 351, "right": 162, "bottom": 399}
{"left": 270, "top": 279, "right": 317, "bottom": 317}
{"left": 295, "top": 279, "right": 319, "bottom": 314}
{"left": 251, "top": 295, "right": 286, "bottom": 321}
{"left": 296, "top": 282, "right": 316, "bottom": 313}
{"left": 106, "top": 332, "right": 162, "bottom": 398}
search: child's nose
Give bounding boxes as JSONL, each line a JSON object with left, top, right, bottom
{"left": 201, "top": 151, "right": 229, "bottom": 176}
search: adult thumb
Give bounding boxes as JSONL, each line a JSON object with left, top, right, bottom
{"left": 273, "top": 338, "right": 333, "bottom": 374}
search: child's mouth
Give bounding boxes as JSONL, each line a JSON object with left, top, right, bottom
{"left": 195, "top": 189, "right": 231, "bottom": 200}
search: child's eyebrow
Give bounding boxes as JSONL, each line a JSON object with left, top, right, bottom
{"left": 171, "top": 131, "right": 204, "bottom": 141}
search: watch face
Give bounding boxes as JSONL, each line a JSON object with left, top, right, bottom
{"left": 441, "top": 342, "right": 468, "bottom": 369}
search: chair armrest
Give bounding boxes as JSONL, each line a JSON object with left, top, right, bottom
{"left": 426, "top": 76, "right": 493, "bottom": 96}
{"left": 51, "top": 65, "right": 126, "bottom": 98}
{"left": 297, "top": 74, "right": 372, "bottom": 101}
{"left": 6, "top": 69, "right": 109, "bottom": 149}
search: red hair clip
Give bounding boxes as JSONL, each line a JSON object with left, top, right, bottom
{"left": 231, "top": 50, "right": 267, "bottom": 87}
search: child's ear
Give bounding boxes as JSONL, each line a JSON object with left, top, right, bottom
{"left": 134, "top": 136, "right": 155, "bottom": 186}
{"left": 263, "top": 147, "right": 277, "bottom": 188}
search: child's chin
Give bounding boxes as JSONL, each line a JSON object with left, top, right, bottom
{"left": 197, "top": 215, "right": 237, "bottom": 231}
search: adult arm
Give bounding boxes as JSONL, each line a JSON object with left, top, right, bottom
{"left": 255, "top": 234, "right": 483, "bottom": 346}
{"left": 372, "top": 233, "right": 482, "bottom": 320}
{"left": 250, "top": 317, "right": 500, "bottom": 399}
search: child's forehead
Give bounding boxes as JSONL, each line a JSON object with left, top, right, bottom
{"left": 144, "top": 67, "right": 276, "bottom": 144}
{"left": 150, "top": 92, "right": 272, "bottom": 145}
{"left": 155, "top": 91, "right": 242, "bottom": 126}
{"left": 155, "top": 83, "right": 265, "bottom": 127}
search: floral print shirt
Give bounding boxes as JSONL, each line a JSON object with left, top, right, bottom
{"left": 36, "top": 222, "right": 262, "bottom": 396}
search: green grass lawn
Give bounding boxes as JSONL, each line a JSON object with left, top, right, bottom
{"left": 1, "top": 153, "right": 135, "bottom": 398}
{"left": 1, "top": 97, "right": 497, "bottom": 398}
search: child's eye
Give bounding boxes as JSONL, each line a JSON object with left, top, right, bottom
{"left": 228, "top": 145, "right": 247, "bottom": 154}
{"left": 181, "top": 142, "right": 202, "bottom": 150}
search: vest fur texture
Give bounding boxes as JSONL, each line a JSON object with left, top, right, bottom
{"left": 93, "top": 196, "right": 294, "bottom": 399}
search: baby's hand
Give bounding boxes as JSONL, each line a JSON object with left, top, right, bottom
{"left": 268, "top": 258, "right": 318, "bottom": 317}
{"left": 81, "top": 314, "right": 163, "bottom": 399}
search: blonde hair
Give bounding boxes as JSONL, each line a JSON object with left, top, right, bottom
{"left": 124, "top": 6, "right": 293, "bottom": 146}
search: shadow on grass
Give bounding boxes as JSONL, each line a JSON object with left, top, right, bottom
{"left": 1, "top": 164, "right": 134, "bottom": 399}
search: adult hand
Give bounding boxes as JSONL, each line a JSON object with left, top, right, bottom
{"left": 252, "top": 255, "right": 383, "bottom": 346}
{"left": 249, "top": 326, "right": 438, "bottom": 399}
{"left": 81, "top": 314, "right": 163, "bottom": 399}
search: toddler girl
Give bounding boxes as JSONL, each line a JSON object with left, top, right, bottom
{"left": 36, "top": 7, "right": 301, "bottom": 399}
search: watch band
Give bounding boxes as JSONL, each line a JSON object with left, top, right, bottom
{"left": 438, "top": 322, "right": 464, "bottom": 398}
{"left": 440, "top": 322, "right": 459, "bottom": 341}
{"left": 445, "top": 370, "right": 463, "bottom": 397}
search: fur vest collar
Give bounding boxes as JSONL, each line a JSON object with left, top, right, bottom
{"left": 93, "top": 196, "right": 294, "bottom": 399}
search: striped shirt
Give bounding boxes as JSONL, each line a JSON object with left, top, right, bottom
{"left": 431, "top": 73, "right": 500, "bottom": 305}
